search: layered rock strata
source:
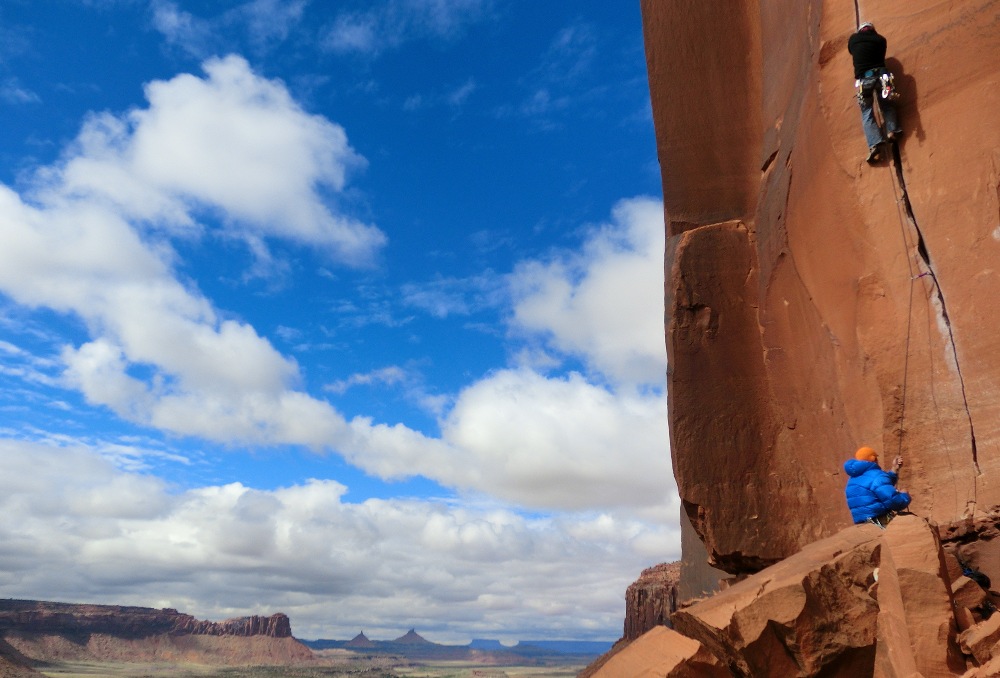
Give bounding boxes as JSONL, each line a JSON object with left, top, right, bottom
{"left": 623, "top": 562, "right": 681, "bottom": 641}
{"left": 0, "top": 600, "right": 292, "bottom": 638}
{"left": 0, "top": 638, "right": 40, "bottom": 678}
{"left": 0, "top": 600, "right": 311, "bottom": 666}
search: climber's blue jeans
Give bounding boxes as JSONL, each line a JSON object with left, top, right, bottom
{"left": 860, "top": 94, "right": 900, "bottom": 148}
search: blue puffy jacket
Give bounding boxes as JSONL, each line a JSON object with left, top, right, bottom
{"left": 844, "top": 459, "right": 911, "bottom": 523}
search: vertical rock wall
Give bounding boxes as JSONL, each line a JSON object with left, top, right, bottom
{"left": 643, "top": 0, "right": 1000, "bottom": 583}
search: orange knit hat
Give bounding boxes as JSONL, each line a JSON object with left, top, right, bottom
{"left": 855, "top": 446, "right": 878, "bottom": 461}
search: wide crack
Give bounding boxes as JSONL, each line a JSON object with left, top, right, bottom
{"left": 890, "top": 143, "right": 981, "bottom": 475}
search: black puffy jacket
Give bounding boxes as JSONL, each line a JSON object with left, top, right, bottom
{"left": 848, "top": 30, "right": 888, "bottom": 78}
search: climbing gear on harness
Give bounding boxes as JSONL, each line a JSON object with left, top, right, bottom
{"left": 867, "top": 512, "right": 895, "bottom": 529}
{"left": 856, "top": 68, "right": 899, "bottom": 105}
{"left": 880, "top": 71, "right": 900, "bottom": 101}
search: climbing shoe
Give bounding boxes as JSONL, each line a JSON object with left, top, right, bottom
{"left": 866, "top": 145, "right": 881, "bottom": 164}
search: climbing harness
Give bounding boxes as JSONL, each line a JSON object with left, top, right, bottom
{"left": 855, "top": 68, "right": 898, "bottom": 106}
{"left": 867, "top": 512, "right": 895, "bottom": 529}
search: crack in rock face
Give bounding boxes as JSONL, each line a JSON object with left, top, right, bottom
{"left": 890, "top": 142, "right": 980, "bottom": 476}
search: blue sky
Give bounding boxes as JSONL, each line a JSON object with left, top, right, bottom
{"left": 0, "top": 0, "right": 679, "bottom": 643}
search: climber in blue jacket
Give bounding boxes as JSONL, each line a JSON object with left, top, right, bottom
{"left": 844, "top": 446, "right": 911, "bottom": 527}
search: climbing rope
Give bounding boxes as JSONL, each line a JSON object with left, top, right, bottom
{"left": 885, "top": 144, "right": 917, "bottom": 459}
{"left": 855, "top": 9, "right": 913, "bottom": 458}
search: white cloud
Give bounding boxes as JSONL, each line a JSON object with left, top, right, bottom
{"left": 324, "top": 13, "right": 380, "bottom": 54}
{"left": 230, "top": 0, "right": 307, "bottom": 48}
{"left": 400, "top": 271, "right": 503, "bottom": 318}
{"left": 151, "top": 0, "right": 307, "bottom": 56}
{"left": 439, "top": 369, "right": 673, "bottom": 514}
{"left": 0, "top": 439, "right": 678, "bottom": 642}
{"left": 503, "top": 21, "right": 609, "bottom": 126}
{"left": 150, "top": 0, "right": 216, "bottom": 57}
{"left": 322, "top": 0, "right": 493, "bottom": 56}
{"left": 447, "top": 78, "right": 477, "bottom": 107}
{"left": 325, "top": 366, "right": 408, "bottom": 394}
{"left": 50, "top": 55, "right": 384, "bottom": 262}
{"left": 0, "top": 177, "right": 670, "bottom": 515}
{"left": 1, "top": 77, "right": 40, "bottom": 105}
{"left": 0, "top": 51, "right": 670, "bottom": 518}
{"left": 0, "top": 339, "right": 60, "bottom": 387}
{"left": 510, "top": 196, "right": 666, "bottom": 388}
{"left": 539, "top": 23, "right": 598, "bottom": 85}
{"left": 0, "top": 57, "right": 384, "bottom": 450}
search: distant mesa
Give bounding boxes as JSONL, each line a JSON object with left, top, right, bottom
{"left": 346, "top": 631, "right": 374, "bottom": 647}
{"left": 0, "top": 599, "right": 294, "bottom": 639}
{"left": 392, "top": 628, "right": 429, "bottom": 644}
{"left": 303, "top": 632, "right": 612, "bottom": 662}
{"left": 0, "top": 599, "right": 312, "bottom": 668}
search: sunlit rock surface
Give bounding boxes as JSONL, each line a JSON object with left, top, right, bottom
{"left": 585, "top": 0, "right": 1000, "bottom": 674}
{"left": 646, "top": 0, "right": 1000, "bottom": 578}
{"left": 598, "top": 517, "right": 1000, "bottom": 676}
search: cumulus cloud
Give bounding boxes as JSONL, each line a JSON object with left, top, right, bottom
{"left": 439, "top": 369, "right": 672, "bottom": 513}
{"left": 0, "top": 56, "right": 387, "bottom": 448}
{"left": 332, "top": 198, "right": 672, "bottom": 514}
{"left": 510, "top": 196, "right": 666, "bottom": 388}
{"left": 50, "top": 55, "right": 384, "bottom": 261}
{"left": 0, "top": 439, "right": 678, "bottom": 642}
{"left": 322, "top": 0, "right": 494, "bottom": 56}
{"left": 0, "top": 52, "right": 670, "bottom": 518}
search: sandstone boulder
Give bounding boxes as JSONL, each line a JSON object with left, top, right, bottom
{"left": 875, "top": 515, "right": 965, "bottom": 676}
{"left": 588, "top": 625, "right": 727, "bottom": 678}
{"left": 670, "top": 524, "right": 882, "bottom": 677}
{"left": 960, "top": 615, "right": 1000, "bottom": 667}
{"left": 591, "top": 517, "right": 980, "bottom": 677}
{"left": 953, "top": 577, "right": 990, "bottom": 615}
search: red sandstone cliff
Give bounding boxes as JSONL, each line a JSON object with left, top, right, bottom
{"left": 585, "top": 0, "right": 1000, "bottom": 674}
{"left": 0, "top": 600, "right": 293, "bottom": 639}
{"left": 0, "top": 600, "right": 312, "bottom": 666}
{"left": 623, "top": 562, "right": 680, "bottom": 642}
{"left": 0, "top": 638, "right": 40, "bottom": 678}
{"left": 644, "top": 0, "right": 1000, "bottom": 584}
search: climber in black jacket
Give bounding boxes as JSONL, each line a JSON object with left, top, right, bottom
{"left": 848, "top": 23, "right": 902, "bottom": 164}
